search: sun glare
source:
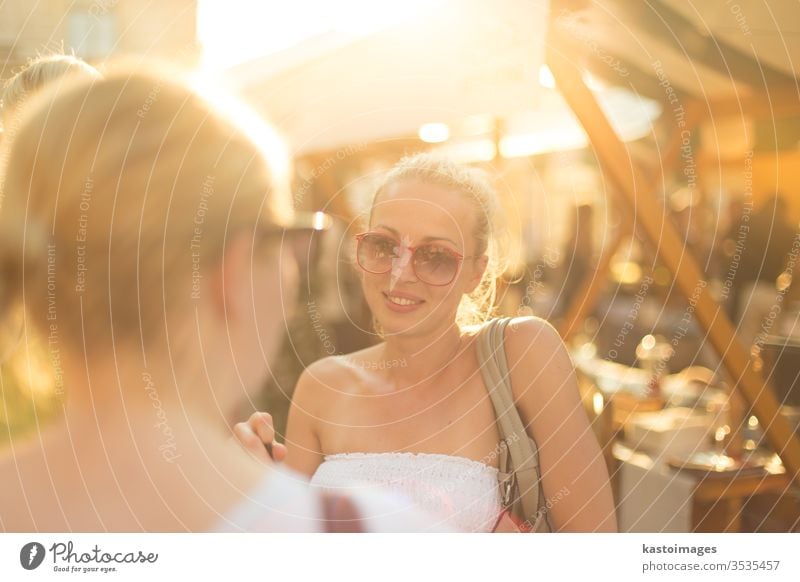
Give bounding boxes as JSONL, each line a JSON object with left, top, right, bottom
{"left": 197, "top": 0, "right": 434, "bottom": 72}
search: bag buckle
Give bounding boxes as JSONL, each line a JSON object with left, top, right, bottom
{"left": 500, "top": 471, "right": 517, "bottom": 507}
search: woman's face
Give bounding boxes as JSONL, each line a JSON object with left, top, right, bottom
{"left": 361, "top": 179, "right": 487, "bottom": 338}
{"left": 223, "top": 237, "right": 298, "bottom": 408}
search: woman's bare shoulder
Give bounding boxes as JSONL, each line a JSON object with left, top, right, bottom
{"left": 502, "top": 315, "right": 574, "bottom": 399}
{"left": 0, "top": 436, "right": 63, "bottom": 530}
{"left": 504, "top": 315, "right": 564, "bottom": 359}
{"left": 296, "top": 344, "right": 385, "bottom": 400}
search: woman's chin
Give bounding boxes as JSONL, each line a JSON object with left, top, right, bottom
{"left": 368, "top": 293, "right": 452, "bottom": 337}
{"left": 376, "top": 307, "right": 427, "bottom": 333}
{"left": 379, "top": 316, "right": 420, "bottom": 336}
{"left": 377, "top": 307, "right": 450, "bottom": 338}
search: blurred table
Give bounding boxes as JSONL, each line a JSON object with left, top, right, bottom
{"left": 690, "top": 469, "right": 793, "bottom": 532}
{"left": 614, "top": 443, "right": 793, "bottom": 532}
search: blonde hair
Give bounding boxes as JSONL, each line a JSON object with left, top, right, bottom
{"left": 1, "top": 54, "right": 100, "bottom": 130}
{"left": 0, "top": 64, "right": 292, "bottom": 352}
{"left": 368, "top": 153, "right": 507, "bottom": 330}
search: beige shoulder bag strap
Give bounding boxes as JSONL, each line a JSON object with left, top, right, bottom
{"left": 476, "top": 317, "right": 552, "bottom": 533}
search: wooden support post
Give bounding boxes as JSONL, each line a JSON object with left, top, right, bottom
{"left": 547, "top": 40, "right": 800, "bottom": 484}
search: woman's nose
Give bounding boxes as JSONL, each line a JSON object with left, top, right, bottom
{"left": 396, "top": 256, "right": 418, "bottom": 283}
{"left": 389, "top": 247, "right": 418, "bottom": 290}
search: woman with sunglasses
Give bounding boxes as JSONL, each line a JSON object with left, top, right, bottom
{"left": 237, "top": 154, "right": 616, "bottom": 532}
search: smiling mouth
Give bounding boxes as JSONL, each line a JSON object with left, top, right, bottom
{"left": 382, "top": 292, "right": 425, "bottom": 306}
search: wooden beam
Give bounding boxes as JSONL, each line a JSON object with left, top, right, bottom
{"left": 700, "top": 90, "right": 800, "bottom": 121}
{"left": 582, "top": 49, "right": 686, "bottom": 106}
{"left": 604, "top": 0, "right": 797, "bottom": 89}
{"left": 548, "top": 4, "right": 694, "bottom": 106}
{"left": 547, "top": 36, "right": 800, "bottom": 484}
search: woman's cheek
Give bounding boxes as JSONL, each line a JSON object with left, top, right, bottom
{"left": 426, "top": 287, "right": 455, "bottom": 313}
{"left": 361, "top": 275, "right": 383, "bottom": 307}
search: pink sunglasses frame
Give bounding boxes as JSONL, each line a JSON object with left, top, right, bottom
{"left": 354, "top": 231, "right": 470, "bottom": 286}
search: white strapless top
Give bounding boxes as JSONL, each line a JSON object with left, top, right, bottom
{"left": 310, "top": 452, "right": 503, "bottom": 532}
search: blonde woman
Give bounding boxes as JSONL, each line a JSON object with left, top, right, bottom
{"left": 238, "top": 154, "right": 617, "bottom": 532}
{"left": 0, "top": 66, "right": 445, "bottom": 532}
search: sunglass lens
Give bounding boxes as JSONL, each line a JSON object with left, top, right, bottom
{"left": 358, "top": 234, "right": 395, "bottom": 273}
{"left": 414, "top": 245, "right": 458, "bottom": 285}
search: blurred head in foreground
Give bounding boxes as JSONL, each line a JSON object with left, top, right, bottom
{"left": 0, "top": 63, "right": 302, "bottom": 530}
{"left": 1, "top": 53, "right": 100, "bottom": 135}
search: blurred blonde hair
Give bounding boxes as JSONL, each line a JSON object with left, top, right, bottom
{"left": 0, "top": 63, "right": 293, "bottom": 353}
{"left": 1, "top": 54, "right": 100, "bottom": 130}
{"left": 368, "top": 153, "right": 508, "bottom": 330}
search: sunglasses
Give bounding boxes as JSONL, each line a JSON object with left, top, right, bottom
{"left": 257, "top": 211, "right": 332, "bottom": 272}
{"left": 355, "top": 231, "right": 476, "bottom": 286}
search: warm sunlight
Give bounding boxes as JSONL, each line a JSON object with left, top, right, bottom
{"left": 2, "top": 0, "right": 800, "bottom": 572}
{"left": 197, "top": 0, "right": 434, "bottom": 72}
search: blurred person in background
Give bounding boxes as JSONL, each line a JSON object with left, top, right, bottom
{"left": 557, "top": 203, "right": 594, "bottom": 318}
{"left": 732, "top": 193, "right": 797, "bottom": 345}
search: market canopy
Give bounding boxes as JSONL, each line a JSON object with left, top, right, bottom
{"left": 226, "top": 0, "right": 659, "bottom": 157}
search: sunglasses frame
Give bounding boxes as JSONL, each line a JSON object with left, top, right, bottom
{"left": 354, "top": 231, "right": 471, "bottom": 286}
{"left": 253, "top": 220, "right": 328, "bottom": 272}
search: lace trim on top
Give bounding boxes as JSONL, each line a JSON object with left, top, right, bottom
{"left": 310, "top": 451, "right": 503, "bottom": 532}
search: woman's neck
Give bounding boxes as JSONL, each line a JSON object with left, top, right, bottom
{"left": 4, "top": 347, "right": 268, "bottom": 532}
{"left": 379, "top": 323, "right": 469, "bottom": 389}
{"left": 56, "top": 343, "right": 263, "bottom": 489}
{"left": 62, "top": 345, "right": 212, "bottom": 431}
